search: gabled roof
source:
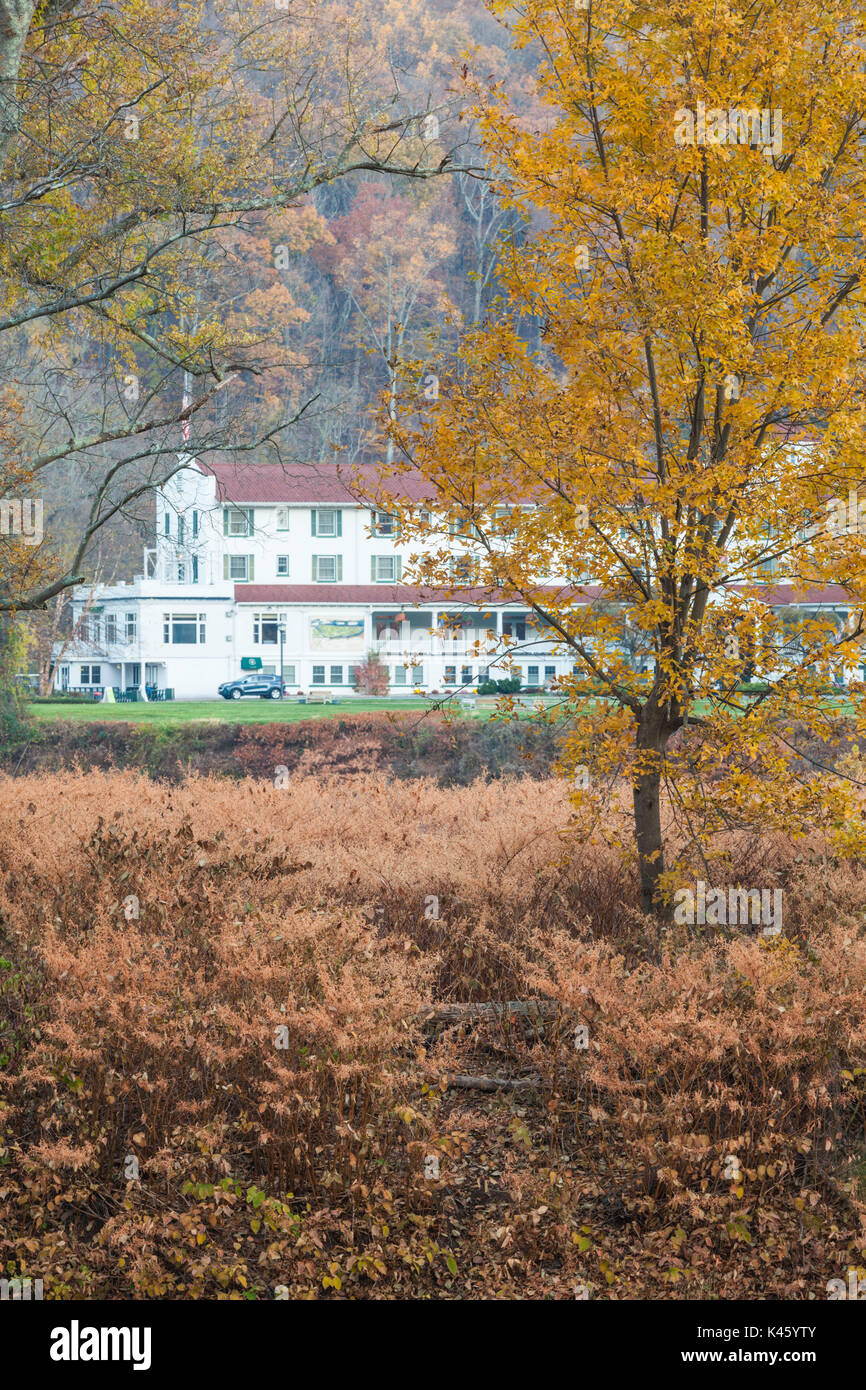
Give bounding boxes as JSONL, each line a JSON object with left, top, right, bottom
{"left": 197, "top": 459, "right": 435, "bottom": 506}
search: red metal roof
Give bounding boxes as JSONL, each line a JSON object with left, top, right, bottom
{"left": 234, "top": 582, "right": 853, "bottom": 608}
{"left": 729, "top": 583, "right": 854, "bottom": 606}
{"left": 197, "top": 431, "right": 822, "bottom": 506}
{"left": 198, "top": 460, "right": 435, "bottom": 505}
{"left": 233, "top": 584, "right": 600, "bottom": 606}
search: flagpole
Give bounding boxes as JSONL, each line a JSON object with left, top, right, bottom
{"left": 182, "top": 370, "right": 192, "bottom": 443}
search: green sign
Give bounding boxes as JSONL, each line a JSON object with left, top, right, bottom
{"left": 240, "top": 657, "right": 263, "bottom": 671}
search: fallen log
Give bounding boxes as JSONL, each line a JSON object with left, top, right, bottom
{"left": 442, "top": 1072, "right": 543, "bottom": 1092}
{"left": 416, "top": 999, "right": 559, "bottom": 1027}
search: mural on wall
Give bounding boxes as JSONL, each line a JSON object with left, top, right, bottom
{"left": 310, "top": 619, "right": 366, "bottom": 651}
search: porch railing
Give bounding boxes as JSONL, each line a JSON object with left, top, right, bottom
{"left": 109, "top": 686, "right": 175, "bottom": 702}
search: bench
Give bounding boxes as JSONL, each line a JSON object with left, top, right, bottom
{"left": 304, "top": 690, "right": 336, "bottom": 704}
{"left": 458, "top": 696, "right": 477, "bottom": 712}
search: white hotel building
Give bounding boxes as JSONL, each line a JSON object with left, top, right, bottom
{"left": 56, "top": 458, "right": 579, "bottom": 699}
{"left": 56, "top": 456, "right": 858, "bottom": 700}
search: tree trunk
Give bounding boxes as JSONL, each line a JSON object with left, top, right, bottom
{"left": 633, "top": 719, "right": 667, "bottom": 914}
{"left": 0, "top": 609, "right": 26, "bottom": 735}
{"left": 0, "top": 1, "right": 38, "bottom": 169}
{"left": 38, "top": 655, "right": 56, "bottom": 696}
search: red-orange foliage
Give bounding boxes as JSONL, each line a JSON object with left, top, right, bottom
{"left": 350, "top": 651, "right": 390, "bottom": 697}
{"left": 1, "top": 770, "right": 865, "bottom": 1299}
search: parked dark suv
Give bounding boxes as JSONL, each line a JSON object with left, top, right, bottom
{"left": 218, "top": 674, "right": 286, "bottom": 700}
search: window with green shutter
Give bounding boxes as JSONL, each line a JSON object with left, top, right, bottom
{"left": 224, "top": 507, "right": 252, "bottom": 538}
{"left": 371, "top": 511, "right": 397, "bottom": 537}
{"left": 372, "top": 556, "right": 401, "bottom": 582}
{"left": 313, "top": 555, "right": 341, "bottom": 582}
{"left": 225, "top": 555, "right": 254, "bottom": 581}
{"left": 313, "top": 508, "right": 340, "bottom": 537}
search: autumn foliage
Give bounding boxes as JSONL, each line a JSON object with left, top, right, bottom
{"left": 1, "top": 768, "right": 865, "bottom": 1299}
{"left": 383, "top": 0, "right": 866, "bottom": 911}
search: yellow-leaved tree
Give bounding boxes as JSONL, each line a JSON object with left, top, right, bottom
{"left": 383, "top": 0, "right": 866, "bottom": 912}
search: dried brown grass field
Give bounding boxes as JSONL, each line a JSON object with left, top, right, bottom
{"left": 1, "top": 769, "right": 865, "bottom": 1298}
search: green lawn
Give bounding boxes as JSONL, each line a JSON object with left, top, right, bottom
{"left": 29, "top": 696, "right": 447, "bottom": 724}
{"left": 32, "top": 691, "right": 852, "bottom": 726}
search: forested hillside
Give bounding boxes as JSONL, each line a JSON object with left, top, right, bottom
{"left": 4, "top": 0, "right": 540, "bottom": 587}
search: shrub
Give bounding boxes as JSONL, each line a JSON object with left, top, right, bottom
{"left": 477, "top": 676, "right": 522, "bottom": 696}
{"left": 27, "top": 693, "right": 95, "bottom": 704}
{"left": 352, "top": 651, "right": 389, "bottom": 695}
